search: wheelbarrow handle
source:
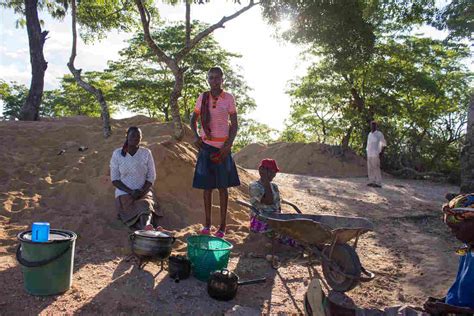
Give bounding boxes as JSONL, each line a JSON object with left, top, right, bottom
{"left": 238, "top": 277, "right": 266, "bottom": 286}
{"left": 282, "top": 199, "right": 302, "bottom": 214}
{"left": 236, "top": 200, "right": 261, "bottom": 216}
{"left": 359, "top": 266, "right": 375, "bottom": 282}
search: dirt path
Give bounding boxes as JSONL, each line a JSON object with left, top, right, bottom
{"left": 0, "top": 172, "right": 460, "bottom": 315}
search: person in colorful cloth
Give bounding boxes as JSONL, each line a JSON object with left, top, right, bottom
{"left": 249, "top": 158, "right": 296, "bottom": 247}
{"left": 422, "top": 194, "right": 474, "bottom": 315}
{"left": 190, "top": 67, "right": 240, "bottom": 238}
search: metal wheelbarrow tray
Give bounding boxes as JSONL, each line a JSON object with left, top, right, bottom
{"left": 238, "top": 200, "right": 375, "bottom": 292}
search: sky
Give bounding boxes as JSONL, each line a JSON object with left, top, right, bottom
{"left": 0, "top": 2, "right": 311, "bottom": 130}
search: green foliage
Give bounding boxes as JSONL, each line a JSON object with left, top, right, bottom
{"left": 0, "top": 80, "right": 27, "bottom": 119}
{"left": 75, "top": 0, "right": 140, "bottom": 42}
{"left": 286, "top": 36, "right": 472, "bottom": 178}
{"left": 0, "top": 0, "right": 68, "bottom": 26}
{"left": 53, "top": 72, "right": 118, "bottom": 116}
{"left": 278, "top": 126, "right": 309, "bottom": 143}
{"left": 259, "top": 0, "right": 437, "bottom": 73}
{"left": 432, "top": 0, "right": 473, "bottom": 40}
{"left": 233, "top": 118, "right": 276, "bottom": 152}
{"left": 107, "top": 22, "right": 256, "bottom": 120}
{"left": 0, "top": 74, "right": 119, "bottom": 119}
{"left": 0, "top": 80, "right": 58, "bottom": 118}
{"left": 260, "top": 0, "right": 374, "bottom": 73}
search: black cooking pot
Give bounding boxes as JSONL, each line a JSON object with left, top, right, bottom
{"left": 168, "top": 255, "right": 191, "bottom": 282}
{"left": 129, "top": 230, "right": 175, "bottom": 260}
{"left": 207, "top": 269, "right": 266, "bottom": 301}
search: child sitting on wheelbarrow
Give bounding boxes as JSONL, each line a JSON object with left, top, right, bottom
{"left": 249, "top": 159, "right": 297, "bottom": 247}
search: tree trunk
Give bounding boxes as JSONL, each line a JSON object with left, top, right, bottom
{"left": 460, "top": 93, "right": 474, "bottom": 193}
{"left": 20, "top": 0, "right": 48, "bottom": 121}
{"left": 350, "top": 87, "right": 364, "bottom": 112}
{"left": 164, "top": 106, "right": 169, "bottom": 122}
{"left": 341, "top": 125, "right": 354, "bottom": 154}
{"left": 67, "top": 0, "right": 111, "bottom": 138}
{"left": 170, "top": 70, "right": 185, "bottom": 140}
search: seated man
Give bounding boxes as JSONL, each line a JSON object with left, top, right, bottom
{"left": 249, "top": 158, "right": 296, "bottom": 246}
{"left": 423, "top": 194, "right": 474, "bottom": 315}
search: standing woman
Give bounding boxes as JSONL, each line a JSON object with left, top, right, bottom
{"left": 190, "top": 67, "right": 240, "bottom": 238}
{"left": 110, "top": 126, "right": 162, "bottom": 231}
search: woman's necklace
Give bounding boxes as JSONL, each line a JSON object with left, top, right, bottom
{"left": 210, "top": 90, "right": 222, "bottom": 109}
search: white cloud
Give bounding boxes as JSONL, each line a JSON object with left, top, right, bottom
{"left": 0, "top": 46, "right": 29, "bottom": 60}
{"left": 0, "top": 63, "right": 31, "bottom": 85}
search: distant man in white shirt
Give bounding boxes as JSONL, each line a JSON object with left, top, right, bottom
{"left": 366, "top": 121, "right": 386, "bottom": 188}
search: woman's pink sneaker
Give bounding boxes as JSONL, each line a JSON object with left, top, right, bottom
{"left": 200, "top": 227, "right": 211, "bottom": 235}
{"left": 214, "top": 230, "right": 225, "bottom": 238}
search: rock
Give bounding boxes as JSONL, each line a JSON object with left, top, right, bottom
{"left": 224, "top": 305, "right": 260, "bottom": 316}
{"left": 397, "top": 292, "right": 405, "bottom": 301}
{"left": 265, "top": 254, "right": 279, "bottom": 262}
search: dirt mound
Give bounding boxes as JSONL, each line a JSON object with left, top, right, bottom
{"left": 234, "top": 142, "right": 367, "bottom": 177}
{"left": 0, "top": 117, "right": 461, "bottom": 314}
{"left": 0, "top": 117, "right": 255, "bottom": 252}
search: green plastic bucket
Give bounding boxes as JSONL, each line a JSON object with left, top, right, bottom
{"left": 16, "top": 229, "right": 77, "bottom": 296}
{"left": 187, "top": 235, "right": 233, "bottom": 281}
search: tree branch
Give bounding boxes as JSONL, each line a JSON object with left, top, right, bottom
{"left": 185, "top": 0, "right": 191, "bottom": 48}
{"left": 67, "top": 0, "right": 78, "bottom": 72}
{"left": 175, "top": 0, "right": 258, "bottom": 62}
{"left": 134, "top": 0, "right": 178, "bottom": 73}
{"left": 67, "top": 0, "right": 111, "bottom": 138}
{"left": 103, "top": 0, "right": 132, "bottom": 19}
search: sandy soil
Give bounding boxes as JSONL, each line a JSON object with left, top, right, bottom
{"left": 234, "top": 142, "right": 367, "bottom": 178}
{"left": 0, "top": 117, "right": 461, "bottom": 315}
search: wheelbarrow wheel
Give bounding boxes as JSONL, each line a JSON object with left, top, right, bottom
{"left": 322, "top": 243, "right": 361, "bottom": 292}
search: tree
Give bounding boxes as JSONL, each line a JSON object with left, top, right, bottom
{"left": 433, "top": 0, "right": 473, "bottom": 40}
{"left": 259, "top": 0, "right": 437, "bottom": 74}
{"left": 431, "top": 0, "right": 474, "bottom": 191}
{"left": 260, "top": 0, "right": 440, "bottom": 152}
{"left": 107, "top": 23, "right": 256, "bottom": 121}
{"left": 0, "top": 80, "right": 58, "bottom": 118}
{"left": 0, "top": 0, "right": 67, "bottom": 120}
{"left": 461, "top": 95, "right": 474, "bottom": 192}
{"left": 233, "top": 118, "right": 276, "bottom": 151}
{"left": 134, "top": 0, "right": 258, "bottom": 140}
{"left": 54, "top": 72, "right": 118, "bottom": 117}
{"left": 286, "top": 36, "right": 472, "bottom": 178}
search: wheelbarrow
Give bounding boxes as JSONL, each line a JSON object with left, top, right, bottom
{"left": 237, "top": 200, "right": 375, "bottom": 292}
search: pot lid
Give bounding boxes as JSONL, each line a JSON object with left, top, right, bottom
{"left": 211, "top": 269, "right": 238, "bottom": 281}
{"left": 134, "top": 230, "right": 171, "bottom": 238}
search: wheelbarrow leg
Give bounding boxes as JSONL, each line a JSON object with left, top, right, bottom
{"left": 353, "top": 231, "right": 361, "bottom": 249}
{"left": 271, "top": 235, "right": 280, "bottom": 269}
{"left": 328, "top": 234, "right": 338, "bottom": 259}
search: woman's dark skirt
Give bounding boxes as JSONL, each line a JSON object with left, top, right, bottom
{"left": 192, "top": 143, "right": 240, "bottom": 190}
